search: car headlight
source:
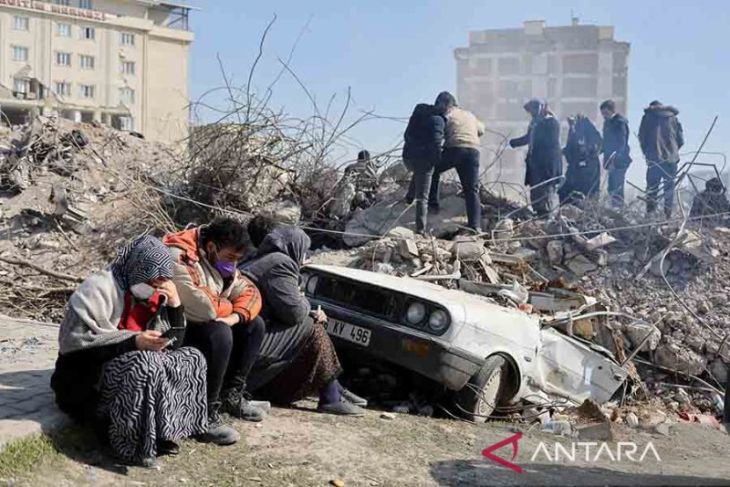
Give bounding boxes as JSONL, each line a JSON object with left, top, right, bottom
{"left": 306, "top": 274, "right": 319, "bottom": 295}
{"left": 406, "top": 302, "right": 427, "bottom": 324}
{"left": 428, "top": 309, "right": 450, "bottom": 332}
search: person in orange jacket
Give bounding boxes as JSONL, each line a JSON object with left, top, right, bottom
{"left": 164, "top": 218, "right": 267, "bottom": 436}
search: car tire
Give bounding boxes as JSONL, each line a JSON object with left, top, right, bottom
{"left": 456, "top": 355, "right": 508, "bottom": 423}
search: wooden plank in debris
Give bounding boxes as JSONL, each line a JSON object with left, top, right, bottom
{"left": 477, "top": 257, "right": 501, "bottom": 284}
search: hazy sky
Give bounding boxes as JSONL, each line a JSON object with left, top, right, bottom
{"left": 185, "top": 0, "right": 729, "bottom": 186}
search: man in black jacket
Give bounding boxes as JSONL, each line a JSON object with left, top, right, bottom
{"left": 600, "top": 100, "right": 632, "bottom": 208}
{"left": 639, "top": 100, "right": 684, "bottom": 217}
{"left": 403, "top": 97, "right": 447, "bottom": 234}
{"left": 560, "top": 114, "right": 602, "bottom": 206}
{"left": 509, "top": 99, "right": 562, "bottom": 219}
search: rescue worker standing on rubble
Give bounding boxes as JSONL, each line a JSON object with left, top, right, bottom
{"left": 403, "top": 97, "right": 446, "bottom": 235}
{"left": 559, "top": 114, "right": 602, "bottom": 206}
{"left": 638, "top": 100, "right": 684, "bottom": 217}
{"left": 427, "top": 92, "right": 485, "bottom": 232}
{"left": 509, "top": 99, "right": 562, "bottom": 219}
{"left": 600, "top": 100, "right": 632, "bottom": 208}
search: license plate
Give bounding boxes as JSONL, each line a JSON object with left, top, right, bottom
{"left": 325, "top": 319, "right": 371, "bottom": 347}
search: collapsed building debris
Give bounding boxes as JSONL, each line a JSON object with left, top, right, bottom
{"left": 1, "top": 113, "right": 728, "bottom": 425}
{"left": 308, "top": 188, "right": 730, "bottom": 420}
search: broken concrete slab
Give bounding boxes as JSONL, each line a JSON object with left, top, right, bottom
{"left": 566, "top": 254, "right": 598, "bottom": 276}
{"left": 623, "top": 322, "right": 661, "bottom": 352}
{"left": 386, "top": 226, "right": 415, "bottom": 240}
{"left": 608, "top": 250, "right": 635, "bottom": 265}
{"left": 451, "top": 240, "right": 486, "bottom": 261}
{"left": 343, "top": 193, "right": 469, "bottom": 247}
{"left": 588, "top": 250, "right": 608, "bottom": 267}
{"left": 654, "top": 422, "right": 671, "bottom": 437}
{"left": 585, "top": 232, "right": 617, "bottom": 251}
{"left": 546, "top": 240, "right": 564, "bottom": 265}
{"left": 577, "top": 421, "right": 614, "bottom": 442}
{"left": 654, "top": 340, "right": 707, "bottom": 376}
{"left": 398, "top": 239, "right": 419, "bottom": 259}
{"left": 509, "top": 247, "right": 538, "bottom": 262}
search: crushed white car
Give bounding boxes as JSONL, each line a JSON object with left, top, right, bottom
{"left": 303, "top": 264, "right": 653, "bottom": 421}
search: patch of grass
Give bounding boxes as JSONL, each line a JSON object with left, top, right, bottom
{"left": 0, "top": 435, "right": 60, "bottom": 480}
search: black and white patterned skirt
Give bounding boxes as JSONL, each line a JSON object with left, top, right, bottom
{"left": 98, "top": 347, "right": 208, "bottom": 462}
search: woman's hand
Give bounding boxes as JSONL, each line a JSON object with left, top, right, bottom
{"left": 311, "top": 308, "right": 327, "bottom": 324}
{"left": 135, "top": 330, "right": 168, "bottom": 351}
{"left": 155, "top": 280, "right": 181, "bottom": 308}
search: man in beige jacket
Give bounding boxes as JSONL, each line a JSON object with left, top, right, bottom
{"left": 429, "top": 91, "right": 485, "bottom": 231}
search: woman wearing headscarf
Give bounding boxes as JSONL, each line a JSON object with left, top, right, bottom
{"left": 50, "top": 236, "right": 226, "bottom": 468}
{"left": 240, "top": 226, "right": 365, "bottom": 415}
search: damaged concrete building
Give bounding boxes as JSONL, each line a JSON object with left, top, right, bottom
{"left": 455, "top": 19, "right": 630, "bottom": 200}
{"left": 0, "top": 0, "right": 194, "bottom": 144}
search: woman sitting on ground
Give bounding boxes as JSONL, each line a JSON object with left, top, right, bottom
{"left": 240, "top": 225, "right": 366, "bottom": 415}
{"left": 50, "top": 236, "right": 214, "bottom": 467}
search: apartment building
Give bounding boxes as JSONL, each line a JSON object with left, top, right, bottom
{"left": 455, "top": 19, "right": 630, "bottom": 199}
{"left": 0, "top": 0, "right": 195, "bottom": 144}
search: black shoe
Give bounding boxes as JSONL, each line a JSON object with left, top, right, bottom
{"left": 221, "top": 387, "right": 265, "bottom": 422}
{"left": 196, "top": 402, "right": 240, "bottom": 446}
{"left": 157, "top": 439, "right": 179, "bottom": 456}
{"left": 317, "top": 398, "right": 366, "bottom": 416}
{"left": 340, "top": 388, "right": 368, "bottom": 407}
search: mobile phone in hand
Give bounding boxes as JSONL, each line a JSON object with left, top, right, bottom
{"left": 161, "top": 327, "right": 185, "bottom": 350}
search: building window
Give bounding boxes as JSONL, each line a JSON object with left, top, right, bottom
{"left": 121, "top": 61, "right": 136, "bottom": 75}
{"left": 119, "top": 116, "right": 134, "bottom": 131}
{"left": 80, "top": 84, "right": 95, "bottom": 99}
{"left": 55, "top": 51, "right": 72, "bottom": 66}
{"left": 11, "top": 45, "right": 29, "bottom": 62}
{"left": 13, "top": 78, "right": 30, "bottom": 95}
{"left": 120, "top": 87, "right": 135, "bottom": 104}
{"left": 120, "top": 32, "right": 136, "bottom": 47}
{"left": 79, "top": 0, "right": 92, "bottom": 9}
{"left": 13, "top": 16, "right": 30, "bottom": 31}
{"left": 81, "top": 26, "right": 95, "bottom": 40}
{"left": 54, "top": 0, "right": 71, "bottom": 5}
{"left": 57, "top": 23, "right": 72, "bottom": 37}
{"left": 55, "top": 81, "right": 72, "bottom": 97}
{"left": 80, "top": 55, "right": 95, "bottom": 70}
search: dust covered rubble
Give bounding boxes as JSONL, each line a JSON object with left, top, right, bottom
{"left": 0, "top": 116, "right": 183, "bottom": 321}
{"left": 1, "top": 117, "right": 728, "bottom": 419}
{"left": 331, "top": 195, "right": 730, "bottom": 417}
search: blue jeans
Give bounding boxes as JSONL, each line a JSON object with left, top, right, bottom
{"left": 607, "top": 165, "right": 628, "bottom": 208}
{"left": 646, "top": 161, "right": 678, "bottom": 216}
{"left": 405, "top": 159, "right": 435, "bottom": 233}
{"left": 428, "top": 147, "right": 481, "bottom": 230}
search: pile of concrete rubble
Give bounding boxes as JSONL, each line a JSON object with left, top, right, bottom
{"left": 311, "top": 179, "right": 729, "bottom": 418}
{"left": 1, "top": 117, "right": 728, "bottom": 420}
{"left": 0, "top": 117, "right": 182, "bottom": 321}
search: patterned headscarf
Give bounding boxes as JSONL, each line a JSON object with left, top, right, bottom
{"left": 110, "top": 235, "right": 174, "bottom": 291}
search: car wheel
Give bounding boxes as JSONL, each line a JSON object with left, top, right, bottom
{"left": 456, "top": 355, "right": 508, "bottom": 423}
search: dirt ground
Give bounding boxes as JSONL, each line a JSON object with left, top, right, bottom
{"left": 3, "top": 400, "right": 730, "bottom": 487}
